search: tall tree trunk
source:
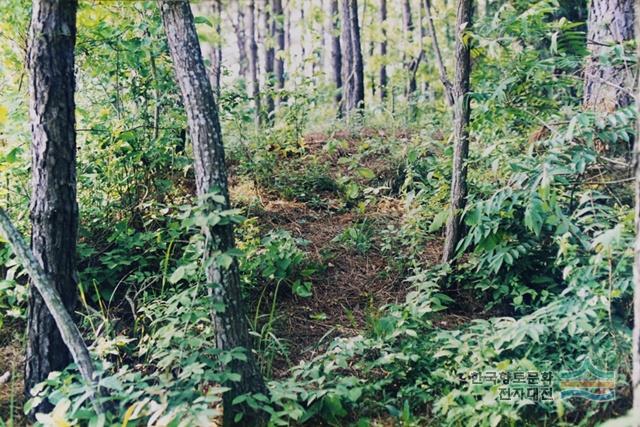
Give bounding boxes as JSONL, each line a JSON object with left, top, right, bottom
{"left": 350, "top": 0, "right": 365, "bottom": 110}
{"left": 341, "top": 0, "right": 354, "bottom": 111}
{"left": 341, "top": 0, "right": 365, "bottom": 113}
{"left": 194, "top": 1, "right": 223, "bottom": 95}
{"left": 248, "top": 0, "right": 261, "bottom": 125}
{"left": 263, "top": 0, "right": 275, "bottom": 117}
{"left": 320, "top": 0, "right": 327, "bottom": 74}
{"left": 214, "top": 0, "right": 222, "bottom": 95}
{"left": 158, "top": 2, "right": 268, "bottom": 426}
{"left": 273, "top": 0, "right": 285, "bottom": 95}
{"left": 403, "top": 0, "right": 418, "bottom": 95}
{"left": 442, "top": 0, "right": 472, "bottom": 263}
{"left": 26, "top": 0, "right": 79, "bottom": 412}
{"left": 235, "top": 3, "right": 249, "bottom": 79}
{"left": 330, "top": 0, "right": 343, "bottom": 111}
{"left": 583, "top": 0, "right": 634, "bottom": 111}
{"left": 300, "top": 5, "right": 306, "bottom": 71}
{"left": 379, "top": 0, "right": 388, "bottom": 101}
{"left": 632, "top": 0, "right": 640, "bottom": 413}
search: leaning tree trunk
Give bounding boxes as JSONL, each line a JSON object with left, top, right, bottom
{"left": 26, "top": 0, "right": 79, "bottom": 412}
{"left": 379, "top": 0, "right": 388, "bottom": 102}
{"left": 442, "top": 0, "right": 472, "bottom": 264}
{"left": 158, "top": 2, "right": 268, "bottom": 426}
{"left": 263, "top": 0, "right": 275, "bottom": 117}
{"left": 425, "top": 0, "right": 455, "bottom": 106}
{"left": 330, "top": 0, "right": 343, "bottom": 112}
{"left": 583, "top": 0, "right": 634, "bottom": 111}
{"left": 248, "top": 0, "right": 261, "bottom": 125}
{"left": 0, "top": 209, "right": 101, "bottom": 414}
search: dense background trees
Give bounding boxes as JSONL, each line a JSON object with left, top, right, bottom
{"left": 0, "top": 0, "right": 638, "bottom": 425}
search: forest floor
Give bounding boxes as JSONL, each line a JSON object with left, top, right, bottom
{"left": 1, "top": 129, "right": 469, "bottom": 423}
{"left": 230, "top": 129, "right": 462, "bottom": 376}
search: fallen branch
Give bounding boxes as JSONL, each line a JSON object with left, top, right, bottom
{"left": 0, "top": 208, "right": 102, "bottom": 413}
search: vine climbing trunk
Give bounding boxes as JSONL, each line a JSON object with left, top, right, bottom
{"left": 442, "top": 0, "right": 472, "bottom": 263}
{"left": 25, "top": 0, "right": 80, "bottom": 412}
{"left": 158, "top": 1, "right": 268, "bottom": 425}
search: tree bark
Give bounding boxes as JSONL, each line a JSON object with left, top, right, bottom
{"left": 213, "top": 0, "right": 223, "bottom": 96}
{"left": 632, "top": 0, "right": 640, "bottom": 415}
{"left": 26, "top": 0, "right": 80, "bottom": 411}
{"left": 273, "top": 0, "right": 285, "bottom": 95}
{"left": 158, "top": 2, "right": 268, "bottom": 426}
{"left": 442, "top": 0, "right": 472, "bottom": 263}
{"left": 330, "top": 0, "right": 343, "bottom": 111}
{"left": 193, "top": 1, "right": 222, "bottom": 96}
{"left": 403, "top": 0, "right": 419, "bottom": 95}
{"left": 263, "top": 0, "right": 275, "bottom": 117}
{"left": 379, "top": 0, "right": 388, "bottom": 101}
{"left": 234, "top": 3, "right": 249, "bottom": 79}
{"left": 583, "top": 0, "right": 634, "bottom": 111}
{"left": 248, "top": 0, "right": 261, "bottom": 125}
{"left": 341, "top": 0, "right": 365, "bottom": 114}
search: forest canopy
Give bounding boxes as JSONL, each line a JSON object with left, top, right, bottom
{"left": 0, "top": 0, "right": 639, "bottom": 426}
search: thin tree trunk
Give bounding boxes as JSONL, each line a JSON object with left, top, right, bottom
{"left": 273, "top": 0, "right": 285, "bottom": 95}
{"left": 379, "top": 0, "right": 388, "bottom": 101}
{"left": 341, "top": 0, "right": 365, "bottom": 114}
{"left": 341, "top": 0, "right": 355, "bottom": 111}
{"left": 263, "top": 0, "right": 275, "bottom": 117}
{"left": 403, "top": 0, "right": 418, "bottom": 95}
{"left": 425, "top": 0, "right": 454, "bottom": 106}
{"left": 26, "top": 0, "right": 80, "bottom": 412}
{"left": 632, "top": 0, "right": 640, "bottom": 414}
{"left": 213, "top": 0, "right": 223, "bottom": 96}
{"left": 442, "top": 0, "right": 472, "bottom": 263}
{"left": 320, "top": 0, "right": 327, "bottom": 74}
{"left": 235, "top": 3, "right": 249, "bottom": 79}
{"left": 300, "top": 5, "right": 306, "bottom": 72}
{"left": 350, "top": 0, "right": 365, "bottom": 110}
{"left": 330, "top": 0, "right": 343, "bottom": 111}
{"left": 158, "top": 2, "right": 268, "bottom": 426}
{"left": 583, "top": 0, "right": 634, "bottom": 111}
{"left": 248, "top": 0, "right": 261, "bottom": 125}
